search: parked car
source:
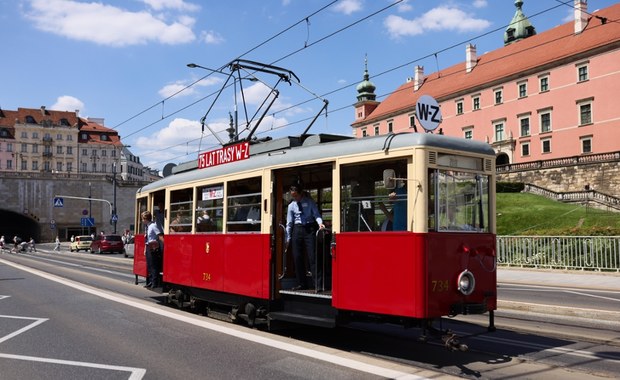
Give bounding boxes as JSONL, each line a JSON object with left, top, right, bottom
{"left": 90, "top": 234, "right": 125, "bottom": 254}
{"left": 123, "top": 235, "right": 134, "bottom": 258}
{"left": 70, "top": 235, "right": 93, "bottom": 252}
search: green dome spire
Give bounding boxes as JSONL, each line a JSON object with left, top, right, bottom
{"left": 504, "top": 0, "right": 536, "bottom": 45}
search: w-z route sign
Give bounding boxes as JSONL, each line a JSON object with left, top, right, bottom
{"left": 415, "top": 95, "right": 442, "bottom": 132}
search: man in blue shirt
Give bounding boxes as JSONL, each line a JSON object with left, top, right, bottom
{"left": 286, "top": 184, "right": 325, "bottom": 290}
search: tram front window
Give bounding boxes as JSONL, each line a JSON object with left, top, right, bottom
{"left": 429, "top": 169, "right": 490, "bottom": 232}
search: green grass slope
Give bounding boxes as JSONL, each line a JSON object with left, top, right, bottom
{"left": 496, "top": 193, "right": 620, "bottom": 235}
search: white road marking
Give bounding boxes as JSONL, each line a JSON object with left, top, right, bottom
{"left": 0, "top": 258, "right": 429, "bottom": 380}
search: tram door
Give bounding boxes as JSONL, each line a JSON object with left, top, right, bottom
{"left": 272, "top": 164, "right": 333, "bottom": 291}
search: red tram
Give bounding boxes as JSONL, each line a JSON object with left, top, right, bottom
{"left": 133, "top": 132, "right": 497, "bottom": 349}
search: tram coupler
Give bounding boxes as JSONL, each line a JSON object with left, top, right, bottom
{"left": 442, "top": 331, "right": 468, "bottom": 352}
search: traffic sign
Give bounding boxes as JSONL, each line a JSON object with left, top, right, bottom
{"left": 81, "top": 217, "right": 95, "bottom": 227}
{"left": 111, "top": 214, "right": 118, "bottom": 222}
{"left": 415, "top": 95, "right": 442, "bottom": 132}
{"left": 53, "top": 197, "right": 64, "bottom": 207}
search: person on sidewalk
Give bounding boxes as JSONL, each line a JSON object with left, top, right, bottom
{"left": 53, "top": 236, "right": 60, "bottom": 251}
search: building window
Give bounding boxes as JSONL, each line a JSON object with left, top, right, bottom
{"left": 21, "top": 160, "right": 27, "bottom": 171}
{"left": 102, "top": 163, "right": 107, "bottom": 173}
{"left": 541, "top": 138, "right": 551, "bottom": 153}
{"left": 102, "top": 150, "right": 107, "bottom": 157}
{"left": 56, "top": 134, "right": 63, "bottom": 140}
{"left": 82, "top": 149, "right": 88, "bottom": 156}
{"left": 472, "top": 96, "right": 480, "bottom": 110}
{"left": 91, "top": 149, "right": 97, "bottom": 156}
{"left": 539, "top": 75, "right": 549, "bottom": 92}
{"left": 361, "top": 128, "right": 367, "bottom": 137}
{"left": 374, "top": 125, "right": 379, "bottom": 135}
{"left": 7, "top": 143, "right": 12, "bottom": 152}
{"left": 81, "top": 162, "right": 87, "bottom": 172}
{"left": 581, "top": 136, "right": 592, "bottom": 154}
{"left": 578, "top": 101, "right": 592, "bottom": 125}
{"left": 67, "top": 146, "right": 73, "bottom": 155}
{"left": 92, "top": 163, "right": 97, "bottom": 172}
{"left": 21, "top": 132, "right": 28, "bottom": 138}
{"left": 518, "top": 82, "right": 527, "bottom": 98}
{"left": 67, "top": 162, "right": 73, "bottom": 172}
{"left": 494, "top": 122, "right": 505, "bottom": 142}
{"left": 21, "top": 143, "right": 28, "bottom": 153}
{"left": 494, "top": 89, "right": 503, "bottom": 105}
{"left": 67, "top": 135, "right": 73, "bottom": 141}
{"left": 539, "top": 111, "right": 552, "bottom": 133}
{"left": 81, "top": 132, "right": 88, "bottom": 140}
{"left": 456, "top": 100, "right": 463, "bottom": 115}
{"left": 577, "top": 63, "right": 589, "bottom": 82}
{"left": 387, "top": 120, "right": 393, "bottom": 133}
{"left": 463, "top": 127, "right": 473, "bottom": 140}
{"left": 409, "top": 114, "right": 416, "bottom": 129}
{"left": 6, "top": 159, "right": 12, "bottom": 170}
{"left": 56, "top": 162, "right": 63, "bottom": 172}
{"left": 32, "top": 160, "right": 39, "bottom": 171}
{"left": 519, "top": 116, "right": 530, "bottom": 137}
{"left": 521, "top": 142, "right": 530, "bottom": 157}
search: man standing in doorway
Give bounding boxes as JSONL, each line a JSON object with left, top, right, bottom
{"left": 286, "top": 184, "right": 325, "bottom": 290}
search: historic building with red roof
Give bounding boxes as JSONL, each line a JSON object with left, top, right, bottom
{"left": 352, "top": 0, "right": 620, "bottom": 170}
{"left": 0, "top": 106, "right": 149, "bottom": 182}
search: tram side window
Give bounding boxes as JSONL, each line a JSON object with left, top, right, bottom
{"left": 340, "top": 158, "right": 407, "bottom": 232}
{"left": 169, "top": 188, "right": 193, "bottom": 233}
{"left": 429, "top": 169, "right": 489, "bottom": 232}
{"left": 227, "top": 178, "right": 261, "bottom": 232}
{"left": 196, "top": 184, "right": 224, "bottom": 233}
{"left": 136, "top": 197, "right": 148, "bottom": 235}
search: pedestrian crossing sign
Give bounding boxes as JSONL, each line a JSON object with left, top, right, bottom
{"left": 53, "top": 197, "right": 64, "bottom": 207}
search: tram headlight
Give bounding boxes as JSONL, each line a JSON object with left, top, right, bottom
{"left": 457, "top": 270, "right": 475, "bottom": 295}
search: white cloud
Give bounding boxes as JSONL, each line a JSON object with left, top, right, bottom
{"left": 201, "top": 30, "right": 224, "bottom": 45}
{"left": 25, "top": 0, "right": 196, "bottom": 47}
{"left": 473, "top": 0, "right": 488, "bottom": 9}
{"left": 158, "top": 76, "right": 222, "bottom": 98}
{"left": 397, "top": 0, "right": 412, "bottom": 13}
{"left": 333, "top": 0, "right": 362, "bottom": 15}
{"left": 141, "top": 0, "right": 200, "bottom": 12}
{"left": 384, "top": 6, "right": 491, "bottom": 38}
{"left": 51, "top": 95, "right": 85, "bottom": 113}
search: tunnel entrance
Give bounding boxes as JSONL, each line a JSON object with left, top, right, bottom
{"left": 0, "top": 209, "right": 41, "bottom": 244}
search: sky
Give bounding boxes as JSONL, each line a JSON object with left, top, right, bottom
{"left": 1, "top": 0, "right": 617, "bottom": 171}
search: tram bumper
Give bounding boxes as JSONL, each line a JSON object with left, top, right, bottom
{"left": 449, "top": 302, "right": 488, "bottom": 316}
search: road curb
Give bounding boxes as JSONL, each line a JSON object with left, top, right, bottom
{"left": 498, "top": 300, "right": 620, "bottom": 323}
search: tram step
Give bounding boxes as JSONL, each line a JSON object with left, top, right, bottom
{"left": 268, "top": 311, "right": 336, "bottom": 328}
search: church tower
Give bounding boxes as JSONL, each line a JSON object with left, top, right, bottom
{"left": 353, "top": 56, "right": 379, "bottom": 124}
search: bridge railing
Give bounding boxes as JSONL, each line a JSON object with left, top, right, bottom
{"left": 497, "top": 236, "right": 620, "bottom": 272}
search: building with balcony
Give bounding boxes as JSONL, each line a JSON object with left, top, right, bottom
{"left": 352, "top": 0, "right": 620, "bottom": 168}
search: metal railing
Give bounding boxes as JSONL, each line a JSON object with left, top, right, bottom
{"left": 523, "top": 183, "right": 620, "bottom": 211}
{"left": 497, "top": 236, "right": 620, "bottom": 272}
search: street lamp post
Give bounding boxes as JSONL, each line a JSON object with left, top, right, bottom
{"left": 112, "top": 162, "right": 117, "bottom": 234}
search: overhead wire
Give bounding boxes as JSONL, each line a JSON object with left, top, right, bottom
{"left": 127, "top": 0, "right": 615, "bottom": 168}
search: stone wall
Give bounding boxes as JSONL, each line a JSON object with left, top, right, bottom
{"left": 0, "top": 175, "right": 142, "bottom": 242}
{"left": 497, "top": 161, "right": 620, "bottom": 196}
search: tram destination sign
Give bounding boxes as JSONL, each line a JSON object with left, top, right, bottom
{"left": 198, "top": 141, "right": 250, "bottom": 169}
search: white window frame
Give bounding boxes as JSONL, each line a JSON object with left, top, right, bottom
{"left": 518, "top": 114, "right": 531, "bottom": 137}
{"left": 494, "top": 88, "right": 503, "bottom": 105}
{"left": 493, "top": 119, "right": 506, "bottom": 142}
{"left": 541, "top": 138, "right": 552, "bottom": 154}
{"left": 576, "top": 61, "right": 589, "bottom": 82}
{"left": 538, "top": 108, "right": 553, "bottom": 133}
{"left": 539, "top": 73, "right": 550, "bottom": 92}
{"left": 521, "top": 141, "right": 530, "bottom": 157}
{"left": 576, "top": 97, "right": 593, "bottom": 126}
{"left": 472, "top": 94, "right": 481, "bottom": 111}
{"left": 518, "top": 81, "right": 528, "bottom": 98}
{"left": 580, "top": 135, "right": 593, "bottom": 154}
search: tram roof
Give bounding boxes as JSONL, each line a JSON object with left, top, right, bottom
{"left": 139, "top": 132, "right": 494, "bottom": 194}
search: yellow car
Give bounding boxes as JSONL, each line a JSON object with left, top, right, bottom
{"left": 70, "top": 235, "right": 93, "bottom": 252}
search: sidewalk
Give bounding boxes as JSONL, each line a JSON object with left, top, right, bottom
{"left": 498, "top": 266, "right": 620, "bottom": 291}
